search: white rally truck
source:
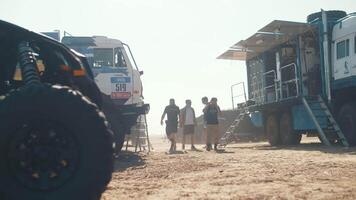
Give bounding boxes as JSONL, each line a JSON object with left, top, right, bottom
{"left": 62, "top": 36, "right": 149, "bottom": 151}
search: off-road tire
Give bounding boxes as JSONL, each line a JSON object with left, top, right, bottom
{"left": 337, "top": 103, "right": 356, "bottom": 146}
{"left": 0, "top": 84, "right": 114, "bottom": 200}
{"left": 110, "top": 118, "right": 126, "bottom": 154}
{"left": 101, "top": 94, "right": 126, "bottom": 154}
{"left": 279, "top": 112, "right": 302, "bottom": 145}
{"left": 265, "top": 114, "right": 281, "bottom": 146}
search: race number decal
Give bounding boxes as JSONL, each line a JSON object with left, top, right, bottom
{"left": 115, "top": 83, "right": 127, "bottom": 92}
{"left": 110, "top": 77, "right": 131, "bottom": 99}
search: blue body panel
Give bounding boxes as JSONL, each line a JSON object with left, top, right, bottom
{"left": 249, "top": 104, "right": 328, "bottom": 131}
{"left": 332, "top": 76, "right": 356, "bottom": 91}
{"left": 250, "top": 111, "right": 263, "bottom": 127}
{"left": 110, "top": 77, "right": 131, "bottom": 83}
{"left": 292, "top": 104, "right": 327, "bottom": 131}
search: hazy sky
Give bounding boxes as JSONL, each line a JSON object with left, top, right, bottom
{"left": 1, "top": 0, "right": 356, "bottom": 136}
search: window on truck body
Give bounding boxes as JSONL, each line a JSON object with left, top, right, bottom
{"left": 337, "top": 39, "right": 350, "bottom": 59}
{"left": 347, "top": 39, "right": 350, "bottom": 56}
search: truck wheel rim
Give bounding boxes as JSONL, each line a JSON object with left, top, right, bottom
{"left": 7, "top": 120, "right": 80, "bottom": 191}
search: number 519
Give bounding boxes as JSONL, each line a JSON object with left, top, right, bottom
{"left": 116, "top": 83, "right": 126, "bottom": 91}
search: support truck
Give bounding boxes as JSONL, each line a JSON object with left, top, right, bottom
{"left": 218, "top": 10, "right": 356, "bottom": 147}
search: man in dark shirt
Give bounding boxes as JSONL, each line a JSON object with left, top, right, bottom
{"left": 203, "top": 97, "right": 221, "bottom": 151}
{"left": 161, "top": 98, "right": 180, "bottom": 153}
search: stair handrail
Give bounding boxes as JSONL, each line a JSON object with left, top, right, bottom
{"left": 316, "top": 96, "right": 349, "bottom": 147}
{"left": 302, "top": 97, "right": 331, "bottom": 146}
{"left": 251, "top": 74, "right": 264, "bottom": 104}
{"left": 231, "top": 82, "right": 247, "bottom": 110}
{"left": 280, "top": 62, "right": 299, "bottom": 99}
{"left": 262, "top": 69, "right": 278, "bottom": 103}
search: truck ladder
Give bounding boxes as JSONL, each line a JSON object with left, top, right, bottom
{"left": 219, "top": 109, "right": 248, "bottom": 147}
{"left": 135, "top": 114, "right": 152, "bottom": 152}
{"left": 125, "top": 114, "right": 153, "bottom": 152}
{"left": 302, "top": 96, "right": 349, "bottom": 147}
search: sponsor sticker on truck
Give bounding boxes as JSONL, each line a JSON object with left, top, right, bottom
{"left": 110, "top": 77, "right": 132, "bottom": 99}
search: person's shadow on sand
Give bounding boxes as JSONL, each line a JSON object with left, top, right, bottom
{"left": 113, "top": 151, "right": 145, "bottom": 172}
{"left": 214, "top": 149, "right": 234, "bottom": 154}
{"left": 165, "top": 150, "right": 186, "bottom": 154}
{"left": 190, "top": 148, "right": 204, "bottom": 152}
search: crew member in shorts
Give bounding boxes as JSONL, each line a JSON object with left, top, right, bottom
{"left": 180, "top": 99, "right": 197, "bottom": 151}
{"left": 161, "top": 98, "right": 180, "bottom": 153}
{"left": 203, "top": 97, "right": 221, "bottom": 151}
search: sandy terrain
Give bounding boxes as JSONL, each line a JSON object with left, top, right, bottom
{"left": 102, "top": 137, "right": 356, "bottom": 200}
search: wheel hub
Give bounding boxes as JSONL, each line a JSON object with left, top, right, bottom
{"left": 8, "top": 120, "right": 79, "bottom": 191}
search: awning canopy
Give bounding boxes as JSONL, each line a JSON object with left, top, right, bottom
{"left": 217, "top": 20, "right": 316, "bottom": 61}
{"left": 216, "top": 46, "right": 248, "bottom": 60}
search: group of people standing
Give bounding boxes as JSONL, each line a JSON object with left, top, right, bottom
{"left": 160, "top": 97, "right": 221, "bottom": 153}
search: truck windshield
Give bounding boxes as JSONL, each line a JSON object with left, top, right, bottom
{"left": 93, "top": 48, "right": 113, "bottom": 67}
{"left": 92, "top": 48, "right": 127, "bottom": 68}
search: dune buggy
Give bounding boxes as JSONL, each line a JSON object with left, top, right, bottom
{"left": 0, "top": 20, "right": 114, "bottom": 200}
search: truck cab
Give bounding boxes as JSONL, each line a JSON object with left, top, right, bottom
{"left": 62, "top": 36, "right": 145, "bottom": 106}
{"left": 332, "top": 14, "right": 356, "bottom": 86}
{"left": 61, "top": 36, "right": 149, "bottom": 151}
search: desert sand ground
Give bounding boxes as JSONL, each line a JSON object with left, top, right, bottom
{"left": 102, "top": 137, "right": 356, "bottom": 200}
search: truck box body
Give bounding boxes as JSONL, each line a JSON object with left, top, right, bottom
{"left": 218, "top": 10, "right": 356, "bottom": 146}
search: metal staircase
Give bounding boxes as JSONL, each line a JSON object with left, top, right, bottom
{"left": 219, "top": 109, "right": 248, "bottom": 147}
{"left": 220, "top": 82, "right": 250, "bottom": 147}
{"left": 302, "top": 95, "right": 349, "bottom": 147}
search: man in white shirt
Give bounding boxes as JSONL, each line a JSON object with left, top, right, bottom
{"left": 180, "top": 99, "right": 197, "bottom": 150}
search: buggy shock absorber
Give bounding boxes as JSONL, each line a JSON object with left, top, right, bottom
{"left": 18, "top": 41, "right": 41, "bottom": 85}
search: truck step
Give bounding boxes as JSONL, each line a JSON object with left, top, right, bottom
{"left": 310, "top": 108, "right": 327, "bottom": 111}
{"left": 314, "top": 114, "right": 331, "bottom": 118}
{"left": 219, "top": 111, "right": 249, "bottom": 147}
{"left": 303, "top": 96, "right": 349, "bottom": 147}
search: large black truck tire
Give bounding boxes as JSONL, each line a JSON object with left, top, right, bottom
{"left": 279, "top": 112, "right": 302, "bottom": 145}
{"left": 265, "top": 114, "right": 281, "bottom": 146}
{"left": 0, "top": 84, "right": 114, "bottom": 200}
{"left": 337, "top": 103, "right": 356, "bottom": 146}
{"left": 101, "top": 94, "right": 127, "bottom": 154}
{"left": 109, "top": 116, "right": 126, "bottom": 154}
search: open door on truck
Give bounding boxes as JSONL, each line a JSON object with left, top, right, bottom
{"left": 300, "top": 32, "right": 322, "bottom": 96}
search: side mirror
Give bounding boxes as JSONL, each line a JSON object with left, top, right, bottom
{"left": 139, "top": 70, "right": 144, "bottom": 75}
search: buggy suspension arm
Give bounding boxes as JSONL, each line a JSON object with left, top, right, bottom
{"left": 18, "top": 41, "right": 41, "bottom": 85}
